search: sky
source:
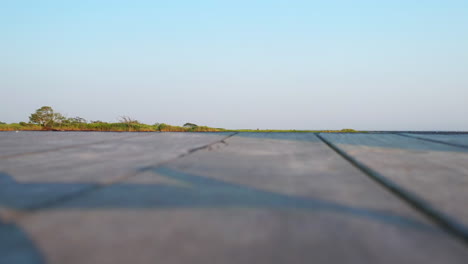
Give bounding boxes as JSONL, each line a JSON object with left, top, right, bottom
{"left": 1, "top": 0, "right": 467, "bottom": 130}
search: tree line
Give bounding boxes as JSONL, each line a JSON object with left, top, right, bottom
{"left": 1, "top": 106, "right": 360, "bottom": 133}
{"left": 0, "top": 106, "right": 223, "bottom": 132}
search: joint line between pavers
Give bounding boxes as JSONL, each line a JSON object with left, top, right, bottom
{"left": 395, "top": 133, "right": 468, "bottom": 150}
{"left": 8, "top": 132, "right": 238, "bottom": 222}
{"left": 315, "top": 133, "right": 468, "bottom": 246}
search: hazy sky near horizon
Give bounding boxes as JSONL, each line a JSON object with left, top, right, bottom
{"left": 1, "top": 0, "right": 467, "bottom": 130}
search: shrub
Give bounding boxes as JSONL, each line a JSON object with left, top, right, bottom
{"left": 340, "top": 128, "right": 357, "bottom": 133}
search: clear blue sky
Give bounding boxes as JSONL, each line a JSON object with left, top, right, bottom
{"left": 1, "top": 0, "right": 467, "bottom": 130}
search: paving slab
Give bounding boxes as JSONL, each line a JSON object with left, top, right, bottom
{"left": 5, "top": 133, "right": 467, "bottom": 264}
{"left": 320, "top": 133, "right": 468, "bottom": 229}
{"left": 0, "top": 131, "right": 140, "bottom": 158}
{"left": 0, "top": 133, "right": 232, "bottom": 213}
{"left": 400, "top": 133, "right": 468, "bottom": 148}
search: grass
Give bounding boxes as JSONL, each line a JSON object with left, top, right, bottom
{"left": 0, "top": 123, "right": 362, "bottom": 133}
{"left": 224, "top": 129, "right": 360, "bottom": 133}
{"left": 0, "top": 123, "right": 43, "bottom": 131}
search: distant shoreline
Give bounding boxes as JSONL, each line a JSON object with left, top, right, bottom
{"left": 1, "top": 128, "right": 467, "bottom": 134}
{"left": 0, "top": 127, "right": 363, "bottom": 133}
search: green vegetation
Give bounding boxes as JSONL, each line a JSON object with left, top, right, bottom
{"left": 29, "top": 106, "right": 65, "bottom": 129}
{"left": 0, "top": 106, "right": 364, "bottom": 133}
{"left": 183, "top": 122, "right": 198, "bottom": 128}
{"left": 222, "top": 129, "right": 361, "bottom": 133}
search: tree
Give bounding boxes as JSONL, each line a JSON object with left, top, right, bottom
{"left": 0, "top": 121, "right": 5, "bottom": 125}
{"left": 183, "top": 123, "right": 198, "bottom": 128}
{"left": 29, "top": 106, "right": 64, "bottom": 129}
{"left": 67, "top": 116, "right": 87, "bottom": 124}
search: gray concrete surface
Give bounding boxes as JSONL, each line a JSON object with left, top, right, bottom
{"left": 320, "top": 133, "right": 468, "bottom": 227}
{"left": 1, "top": 132, "right": 468, "bottom": 263}
{"left": 400, "top": 133, "right": 468, "bottom": 148}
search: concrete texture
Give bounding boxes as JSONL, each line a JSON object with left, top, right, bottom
{"left": 320, "top": 133, "right": 468, "bottom": 227}
{"left": 1, "top": 132, "right": 468, "bottom": 263}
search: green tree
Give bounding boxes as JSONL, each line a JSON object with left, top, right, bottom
{"left": 29, "top": 106, "right": 64, "bottom": 129}
{"left": 67, "top": 116, "right": 87, "bottom": 124}
{"left": 183, "top": 123, "right": 198, "bottom": 128}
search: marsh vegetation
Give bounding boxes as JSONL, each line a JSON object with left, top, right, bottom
{"left": 0, "top": 106, "right": 360, "bottom": 133}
